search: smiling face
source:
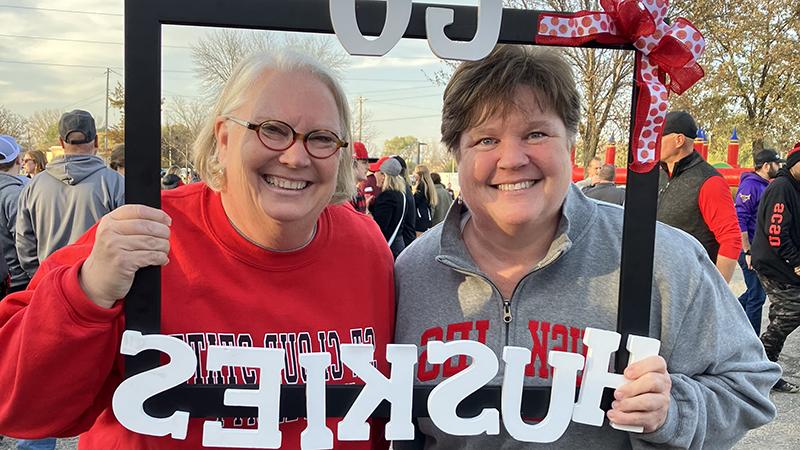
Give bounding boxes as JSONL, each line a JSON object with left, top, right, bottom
{"left": 457, "top": 86, "right": 572, "bottom": 234}
{"left": 214, "top": 69, "right": 342, "bottom": 245}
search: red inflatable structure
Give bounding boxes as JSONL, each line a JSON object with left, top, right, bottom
{"left": 573, "top": 130, "right": 750, "bottom": 188}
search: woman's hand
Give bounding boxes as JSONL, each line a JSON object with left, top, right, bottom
{"left": 607, "top": 355, "right": 672, "bottom": 433}
{"left": 79, "top": 205, "right": 172, "bottom": 309}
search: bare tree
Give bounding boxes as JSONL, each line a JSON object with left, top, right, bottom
{"left": 670, "top": 0, "right": 800, "bottom": 158}
{"left": 27, "top": 109, "right": 62, "bottom": 150}
{"left": 166, "top": 96, "right": 208, "bottom": 137}
{"left": 507, "top": 0, "right": 634, "bottom": 168}
{"left": 191, "top": 29, "right": 350, "bottom": 99}
{"left": 0, "top": 106, "right": 28, "bottom": 144}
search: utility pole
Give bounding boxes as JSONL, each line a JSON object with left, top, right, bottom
{"left": 417, "top": 142, "right": 427, "bottom": 165}
{"left": 104, "top": 67, "right": 110, "bottom": 153}
{"left": 357, "top": 96, "right": 364, "bottom": 142}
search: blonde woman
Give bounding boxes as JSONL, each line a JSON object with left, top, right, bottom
{"left": 370, "top": 156, "right": 407, "bottom": 258}
{"left": 0, "top": 50, "right": 395, "bottom": 449}
{"left": 413, "top": 164, "right": 438, "bottom": 236}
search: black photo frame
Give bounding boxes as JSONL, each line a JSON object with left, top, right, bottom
{"left": 124, "top": 0, "right": 657, "bottom": 420}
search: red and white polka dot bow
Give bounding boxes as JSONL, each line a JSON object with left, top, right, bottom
{"left": 536, "top": 0, "right": 705, "bottom": 172}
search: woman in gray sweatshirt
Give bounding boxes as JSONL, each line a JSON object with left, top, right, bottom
{"left": 393, "top": 45, "right": 779, "bottom": 449}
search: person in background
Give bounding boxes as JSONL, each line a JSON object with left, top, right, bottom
{"left": 21, "top": 150, "right": 47, "bottom": 178}
{"left": 369, "top": 156, "right": 407, "bottom": 259}
{"left": 392, "top": 155, "right": 416, "bottom": 247}
{"left": 412, "top": 164, "right": 438, "bottom": 236}
{"left": 657, "top": 111, "right": 741, "bottom": 283}
{"left": 0, "top": 136, "right": 30, "bottom": 294}
{"left": 108, "top": 144, "right": 125, "bottom": 177}
{"left": 350, "top": 141, "right": 371, "bottom": 213}
{"left": 393, "top": 44, "right": 778, "bottom": 449}
{"left": 16, "top": 109, "right": 125, "bottom": 278}
{"left": 752, "top": 142, "right": 800, "bottom": 393}
{"left": 167, "top": 165, "right": 185, "bottom": 187}
{"left": 0, "top": 50, "right": 394, "bottom": 448}
{"left": 582, "top": 163, "right": 625, "bottom": 206}
{"left": 575, "top": 156, "right": 601, "bottom": 190}
{"left": 430, "top": 172, "right": 453, "bottom": 226}
{"left": 161, "top": 173, "right": 182, "bottom": 190}
{"left": 735, "top": 148, "right": 782, "bottom": 334}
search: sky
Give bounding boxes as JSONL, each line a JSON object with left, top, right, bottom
{"left": 0, "top": 0, "right": 486, "bottom": 153}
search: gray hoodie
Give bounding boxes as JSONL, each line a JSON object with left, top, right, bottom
{"left": 15, "top": 154, "right": 124, "bottom": 276}
{"left": 0, "top": 172, "right": 29, "bottom": 288}
{"left": 394, "top": 185, "right": 779, "bottom": 449}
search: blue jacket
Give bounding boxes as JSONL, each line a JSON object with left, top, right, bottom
{"left": 735, "top": 171, "right": 769, "bottom": 242}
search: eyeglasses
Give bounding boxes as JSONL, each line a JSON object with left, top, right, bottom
{"left": 225, "top": 117, "right": 347, "bottom": 160}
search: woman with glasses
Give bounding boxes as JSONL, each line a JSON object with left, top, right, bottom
{"left": 20, "top": 150, "right": 47, "bottom": 177}
{"left": 0, "top": 51, "right": 395, "bottom": 449}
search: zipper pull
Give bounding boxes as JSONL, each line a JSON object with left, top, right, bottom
{"left": 503, "top": 299, "right": 512, "bottom": 324}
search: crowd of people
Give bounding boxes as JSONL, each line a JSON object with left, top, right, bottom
{"left": 0, "top": 43, "right": 791, "bottom": 450}
{"left": 349, "top": 148, "right": 454, "bottom": 259}
{"left": 577, "top": 110, "right": 800, "bottom": 394}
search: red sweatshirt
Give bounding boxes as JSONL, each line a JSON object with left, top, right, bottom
{"left": 0, "top": 182, "right": 395, "bottom": 449}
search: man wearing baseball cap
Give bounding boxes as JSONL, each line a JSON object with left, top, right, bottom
{"left": 657, "top": 111, "right": 741, "bottom": 282}
{"left": 752, "top": 142, "right": 800, "bottom": 393}
{"left": 0, "top": 135, "right": 29, "bottom": 295}
{"left": 15, "top": 109, "right": 124, "bottom": 277}
{"left": 735, "top": 148, "right": 783, "bottom": 334}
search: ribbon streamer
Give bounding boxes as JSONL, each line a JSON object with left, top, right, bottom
{"left": 536, "top": 0, "right": 705, "bottom": 172}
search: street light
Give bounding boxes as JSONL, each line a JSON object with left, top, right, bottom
{"left": 417, "top": 142, "right": 428, "bottom": 165}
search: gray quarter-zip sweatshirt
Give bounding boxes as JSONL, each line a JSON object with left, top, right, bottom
{"left": 394, "top": 185, "right": 779, "bottom": 449}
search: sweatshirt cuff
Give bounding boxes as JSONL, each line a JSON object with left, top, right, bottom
{"left": 60, "top": 259, "right": 124, "bottom": 324}
{"left": 636, "top": 390, "right": 683, "bottom": 445}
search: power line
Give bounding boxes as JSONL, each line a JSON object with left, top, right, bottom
{"left": 0, "top": 59, "right": 121, "bottom": 70}
{"left": 0, "top": 4, "right": 122, "bottom": 17}
{"left": 371, "top": 114, "right": 440, "bottom": 123}
{"left": 353, "top": 85, "right": 439, "bottom": 96}
{"left": 0, "top": 58, "right": 194, "bottom": 73}
{"left": 346, "top": 78, "right": 435, "bottom": 82}
{"left": 369, "top": 93, "right": 443, "bottom": 102}
{"left": 367, "top": 100, "right": 440, "bottom": 110}
{"left": 0, "top": 33, "right": 190, "bottom": 49}
{"left": 62, "top": 93, "right": 106, "bottom": 112}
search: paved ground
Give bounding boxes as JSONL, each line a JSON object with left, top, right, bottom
{"left": 1, "top": 266, "right": 798, "bottom": 449}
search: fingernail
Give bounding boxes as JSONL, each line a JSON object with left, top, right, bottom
{"left": 611, "top": 401, "right": 618, "bottom": 409}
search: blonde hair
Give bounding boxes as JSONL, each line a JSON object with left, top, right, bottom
{"left": 382, "top": 173, "right": 406, "bottom": 193}
{"left": 413, "top": 164, "right": 438, "bottom": 208}
{"left": 193, "top": 50, "right": 354, "bottom": 203}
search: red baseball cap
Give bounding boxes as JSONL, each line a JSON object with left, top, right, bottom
{"left": 352, "top": 141, "right": 368, "bottom": 160}
{"left": 369, "top": 155, "right": 391, "bottom": 173}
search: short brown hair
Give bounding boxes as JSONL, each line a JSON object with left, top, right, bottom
{"left": 441, "top": 45, "right": 580, "bottom": 157}
{"left": 109, "top": 144, "right": 125, "bottom": 170}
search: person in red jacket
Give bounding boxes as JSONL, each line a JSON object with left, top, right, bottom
{"left": 657, "top": 111, "right": 741, "bottom": 282}
{"left": 0, "top": 51, "right": 395, "bottom": 449}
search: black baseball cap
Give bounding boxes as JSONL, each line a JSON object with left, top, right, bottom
{"left": 754, "top": 149, "right": 783, "bottom": 166}
{"left": 662, "top": 111, "right": 698, "bottom": 140}
{"left": 59, "top": 109, "right": 97, "bottom": 145}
